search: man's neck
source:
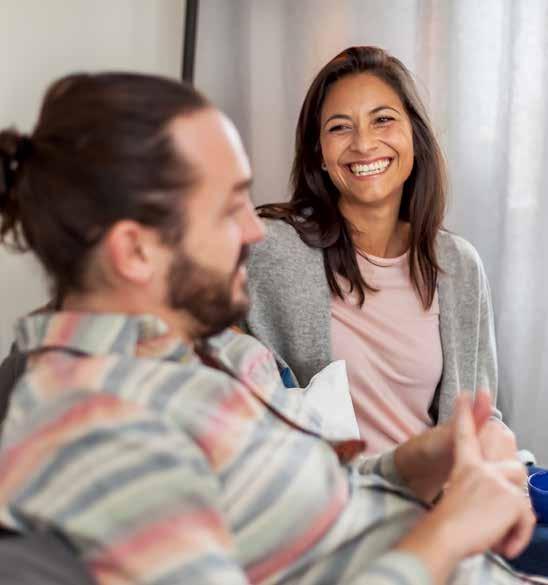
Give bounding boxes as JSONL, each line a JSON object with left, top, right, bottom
{"left": 61, "top": 290, "right": 197, "bottom": 348}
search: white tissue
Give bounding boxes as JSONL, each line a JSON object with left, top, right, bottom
{"left": 303, "top": 360, "right": 360, "bottom": 440}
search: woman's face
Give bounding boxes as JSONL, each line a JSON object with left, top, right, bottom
{"left": 319, "top": 73, "right": 414, "bottom": 210}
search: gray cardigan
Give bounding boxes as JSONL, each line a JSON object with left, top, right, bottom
{"left": 244, "top": 218, "right": 500, "bottom": 424}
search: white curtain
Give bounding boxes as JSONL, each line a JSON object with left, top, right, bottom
{"left": 196, "top": 0, "right": 548, "bottom": 463}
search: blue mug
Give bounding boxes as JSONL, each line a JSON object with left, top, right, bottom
{"left": 528, "top": 471, "right": 548, "bottom": 524}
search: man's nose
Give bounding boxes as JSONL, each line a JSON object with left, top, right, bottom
{"left": 241, "top": 203, "right": 265, "bottom": 245}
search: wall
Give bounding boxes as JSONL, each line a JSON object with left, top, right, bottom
{"left": 0, "top": 0, "right": 184, "bottom": 358}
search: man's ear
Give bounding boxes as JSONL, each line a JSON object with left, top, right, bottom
{"left": 103, "top": 221, "right": 165, "bottom": 285}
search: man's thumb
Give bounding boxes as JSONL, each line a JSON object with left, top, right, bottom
{"left": 454, "top": 393, "right": 481, "bottom": 466}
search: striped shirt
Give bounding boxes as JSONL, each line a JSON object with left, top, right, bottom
{"left": 0, "top": 312, "right": 525, "bottom": 584}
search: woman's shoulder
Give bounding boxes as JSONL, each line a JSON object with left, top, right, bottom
{"left": 251, "top": 217, "right": 321, "bottom": 262}
{"left": 247, "top": 217, "right": 326, "bottom": 293}
{"left": 436, "top": 230, "right": 483, "bottom": 268}
{"left": 436, "top": 230, "right": 486, "bottom": 281}
{"left": 263, "top": 216, "right": 303, "bottom": 242}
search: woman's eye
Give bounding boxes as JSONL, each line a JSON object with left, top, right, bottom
{"left": 375, "top": 116, "right": 394, "bottom": 125}
{"left": 328, "top": 124, "right": 351, "bottom": 133}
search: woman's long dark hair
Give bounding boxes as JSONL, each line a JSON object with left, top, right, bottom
{"left": 258, "top": 46, "right": 446, "bottom": 309}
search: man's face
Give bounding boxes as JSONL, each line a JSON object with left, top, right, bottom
{"left": 166, "top": 108, "right": 264, "bottom": 338}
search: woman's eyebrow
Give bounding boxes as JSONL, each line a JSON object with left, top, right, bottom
{"left": 323, "top": 106, "right": 400, "bottom": 129}
{"left": 369, "top": 105, "right": 400, "bottom": 115}
{"left": 323, "top": 114, "right": 353, "bottom": 128}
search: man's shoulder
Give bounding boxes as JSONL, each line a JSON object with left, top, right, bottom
{"left": 5, "top": 351, "right": 191, "bottom": 423}
{"left": 3, "top": 333, "right": 274, "bottom": 446}
{"left": 0, "top": 362, "right": 218, "bottom": 555}
{"left": 208, "top": 328, "right": 275, "bottom": 368}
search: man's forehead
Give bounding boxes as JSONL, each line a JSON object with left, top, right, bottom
{"left": 169, "top": 108, "right": 250, "bottom": 174}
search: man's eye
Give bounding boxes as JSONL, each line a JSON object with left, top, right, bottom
{"left": 227, "top": 205, "right": 244, "bottom": 216}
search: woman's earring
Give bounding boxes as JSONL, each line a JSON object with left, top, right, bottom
{"left": 321, "top": 161, "right": 327, "bottom": 171}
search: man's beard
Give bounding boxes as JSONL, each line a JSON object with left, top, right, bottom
{"left": 167, "top": 246, "right": 250, "bottom": 339}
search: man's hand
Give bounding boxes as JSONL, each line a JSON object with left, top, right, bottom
{"left": 393, "top": 422, "right": 453, "bottom": 503}
{"left": 393, "top": 389, "right": 499, "bottom": 502}
{"left": 431, "top": 394, "right": 534, "bottom": 558}
{"left": 395, "top": 394, "right": 535, "bottom": 585}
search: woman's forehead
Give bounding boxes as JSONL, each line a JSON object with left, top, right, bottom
{"left": 321, "top": 73, "right": 404, "bottom": 117}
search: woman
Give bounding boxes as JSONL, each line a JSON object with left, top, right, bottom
{"left": 244, "top": 46, "right": 500, "bottom": 453}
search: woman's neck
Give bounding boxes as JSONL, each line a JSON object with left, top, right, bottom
{"left": 339, "top": 199, "right": 410, "bottom": 258}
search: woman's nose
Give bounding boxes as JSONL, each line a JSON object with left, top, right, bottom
{"left": 350, "top": 127, "right": 378, "bottom": 155}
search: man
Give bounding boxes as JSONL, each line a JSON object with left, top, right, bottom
{"left": 0, "top": 72, "right": 536, "bottom": 585}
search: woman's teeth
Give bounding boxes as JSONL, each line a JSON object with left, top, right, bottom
{"left": 350, "top": 159, "right": 391, "bottom": 176}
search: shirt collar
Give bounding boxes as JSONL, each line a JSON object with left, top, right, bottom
{"left": 15, "top": 311, "right": 193, "bottom": 362}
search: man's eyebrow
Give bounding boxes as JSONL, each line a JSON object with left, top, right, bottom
{"left": 223, "top": 179, "right": 253, "bottom": 211}
{"left": 233, "top": 178, "right": 253, "bottom": 193}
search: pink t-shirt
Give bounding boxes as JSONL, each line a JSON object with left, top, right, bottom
{"left": 331, "top": 251, "right": 442, "bottom": 454}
